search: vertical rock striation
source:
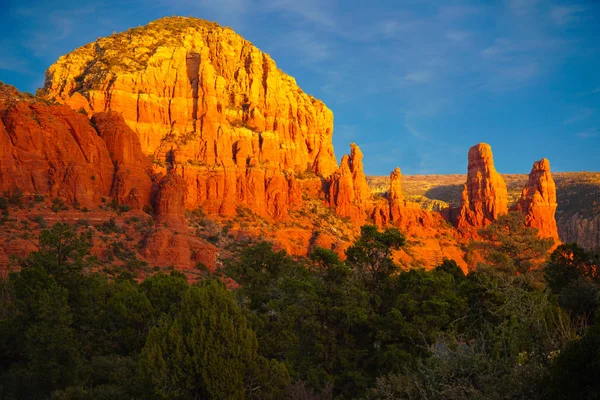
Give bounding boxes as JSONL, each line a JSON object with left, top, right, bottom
{"left": 42, "top": 16, "right": 338, "bottom": 219}
{"left": 513, "top": 158, "right": 559, "bottom": 240}
{"left": 456, "top": 143, "right": 508, "bottom": 234}
{"left": 92, "top": 111, "right": 153, "bottom": 209}
{"left": 327, "top": 143, "right": 371, "bottom": 224}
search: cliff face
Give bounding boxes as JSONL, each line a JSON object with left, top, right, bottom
{"left": 42, "top": 16, "right": 337, "bottom": 219}
{"left": 456, "top": 143, "right": 508, "bottom": 234}
{"left": 91, "top": 112, "right": 153, "bottom": 209}
{"left": 558, "top": 214, "right": 600, "bottom": 249}
{"left": 327, "top": 143, "right": 371, "bottom": 224}
{"left": 0, "top": 86, "right": 114, "bottom": 206}
{"left": 513, "top": 159, "right": 559, "bottom": 240}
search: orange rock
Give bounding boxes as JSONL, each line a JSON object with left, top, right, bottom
{"left": 155, "top": 173, "right": 187, "bottom": 227}
{"left": 456, "top": 143, "right": 508, "bottom": 234}
{"left": 42, "top": 17, "right": 338, "bottom": 219}
{"left": 140, "top": 228, "right": 217, "bottom": 271}
{"left": 513, "top": 158, "right": 559, "bottom": 240}
{"left": 327, "top": 143, "right": 370, "bottom": 224}
{"left": 389, "top": 167, "right": 405, "bottom": 224}
{"left": 0, "top": 89, "right": 114, "bottom": 206}
{"left": 91, "top": 112, "right": 153, "bottom": 209}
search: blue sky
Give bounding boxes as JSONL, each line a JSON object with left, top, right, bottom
{"left": 1, "top": 0, "right": 599, "bottom": 175}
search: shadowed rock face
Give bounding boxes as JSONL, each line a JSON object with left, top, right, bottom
{"left": 42, "top": 16, "right": 338, "bottom": 219}
{"left": 457, "top": 143, "right": 508, "bottom": 234}
{"left": 0, "top": 86, "right": 114, "bottom": 206}
{"left": 513, "top": 158, "right": 559, "bottom": 240}
{"left": 91, "top": 111, "right": 153, "bottom": 210}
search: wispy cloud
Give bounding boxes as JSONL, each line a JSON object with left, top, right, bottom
{"left": 401, "top": 70, "right": 433, "bottom": 85}
{"left": 405, "top": 124, "right": 426, "bottom": 140}
{"left": 276, "top": 29, "right": 332, "bottom": 64}
{"left": 508, "top": 0, "right": 540, "bottom": 16}
{"left": 576, "top": 129, "right": 598, "bottom": 139}
{"left": 266, "top": 0, "right": 336, "bottom": 28}
{"left": 446, "top": 30, "right": 470, "bottom": 42}
{"left": 565, "top": 108, "right": 595, "bottom": 124}
{"left": 335, "top": 124, "right": 358, "bottom": 140}
{"left": 550, "top": 5, "right": 585, "bottom": 26}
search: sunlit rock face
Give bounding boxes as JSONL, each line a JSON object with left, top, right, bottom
{"left": 456, "top": 143, "right": 508, "bottom": 235}
{"left": 513, "top": 158, "right": 559, "bottom": 241}
{"left": 42, "top": 16, "right": 338, "bottom": 219}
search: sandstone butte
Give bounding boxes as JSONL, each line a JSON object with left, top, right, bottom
{"left": 513, "top": 158, "right": 560, "bottom": 241}
{"left": 455, "top": 143, "right": 559, "bottom": 242}
{"left": 0, "top": 17, "right": 559, "bottom": 274}
{"left": 42, "top": 16, "right": 337, "bottom": 220}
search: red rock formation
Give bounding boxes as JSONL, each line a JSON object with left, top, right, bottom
{"left": 389, "top": 167, "right": 404, "bottom": 224}
{"left": 513, "top": 158, "right": 559, "bottom": 240}
{"left": 155, "top": 172, "right": 187, "bottom": 227}
{"left": 327, "top": 143, "right": 370, "bottom": 224}
{"left": 0, "top": 88, "right": 114, "bottom": 206}
{"left": 91, "top": 112, "right": 153, "bottom": 210}
{"left": 42, "top": 17, "right": 339, "bottom": 219}
{"left": 140, "top": 228, "right": 217, "bottom": 271}
{"left": 457, "top": 143, "right": 508, "bottom": 234}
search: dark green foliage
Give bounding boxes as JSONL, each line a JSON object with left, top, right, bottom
{"left": 141, "top": 280, "right": 289, "bottom": 399}
{"left": 0, "top": 220, "right": 596, "bottom": 399}
{"left": 477, "top": 211, "right": 554, "bottom": 273}
{"left": 545, "top": 244, "right": 600, "bottom": 328}
{"left": 549, "top": 324, "right": 600, "bottom": 399}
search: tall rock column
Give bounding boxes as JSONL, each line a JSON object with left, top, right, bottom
{"left": 389, "top": 167, "right": 405, "bottom": 223}
{"left": 514, "top": 158, "right": 559, "bottom": 241}
{"left": 457, "top": 143, "right": 508, "bottom": 233}
{"left": 328, "top": 143, "right": 371, "bottom": 224}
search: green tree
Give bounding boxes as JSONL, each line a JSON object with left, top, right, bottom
{"left": 141, "top": 279, "right": 288, "bottom": 399}
{"left": 545, "top": 244, "right": 600, "bottom": 328}
{"left": 476, "top": 212, "right": 553, "bottom": 274}
{"left": 549, "top": 324, "right": 600, "bottom": 400}
{"left": 345, "top": 225, "right": 405, "bottom": 302}
{"left": 1, "top": 266, "right": 81, "bottom": 399}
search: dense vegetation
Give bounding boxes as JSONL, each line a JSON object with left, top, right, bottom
{"left": 1, "top": 213, "right": 599, "bottom": 399}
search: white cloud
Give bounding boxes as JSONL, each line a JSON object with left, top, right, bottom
{"left": 405, "top": 124, "right": 426, "bottom": 140}
{"left": 446, "top": 30, "right": 470, "bottom": 42}
{"left": 576, "top": 129, "right": 598, "bottom": 139}
{"left": 565, "top": 108, "right": 595, "bottom": 124}
{"left": 551, "top": 5, "right": 585, "bottom": 26}
{"left": 266, "top": 0, "right": 336, "bottom": 28}
{"left": 402, "top": 70, "right": 433, "bottom": 85}
{"left": 508, "top": 0, "right": 540, "bottom": 16}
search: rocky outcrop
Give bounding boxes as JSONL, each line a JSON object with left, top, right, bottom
{"left": 155, "top": 172, "right": 187, "bottom": 227}
{"left": 513, "top": 159, "right": 559, "bottom": 240}
{"left": 456, "top": 143, "right": 508, "bottom": 234}
{"left": 389, "top": 167, "right": 404, "bottom": 223}
{"left": 327, "top": 143, "right": 370, "bottom": 224}
{"left": 91, "top": 112, "right": 153, "bottom": 209}
{"left": 0, "top": 87, "right": 114, "bottom": 206}
{"left": 42, "top": 16, "right": 338, "bottom": 219}
{"left": 140, "top": 228, "right": 218, "bottom": 271}
{"left": 558, "top": 214, "right": 600, "bottom": 250}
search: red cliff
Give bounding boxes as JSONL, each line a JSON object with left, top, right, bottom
{"left": 327, "top": 143, "right": 371, "bottom": 224}
{"left": 0, "top": 85, "right": 114, "bottom": 206}
{"left": 513, "top": 158, "right": 559, "bottom": 241}
{"left": 91, "top": 112, "right": 153, "bottom": 210}
{"left": 42, "top": 17, "right": 339, "bottom": 220}
{"left": 457, "top": 143, "right": 508, "bottom": 234}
